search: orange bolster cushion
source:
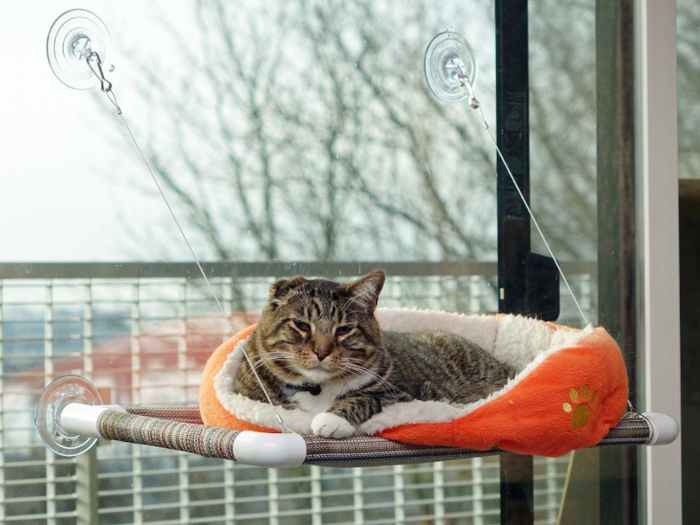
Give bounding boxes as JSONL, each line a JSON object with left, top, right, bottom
{"left": 199, "top": 309, "right": 629, "bottom": 457}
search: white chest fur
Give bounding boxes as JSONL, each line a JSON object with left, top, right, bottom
{"left": 287, "top": 370, "right": 376, "bottom": 414}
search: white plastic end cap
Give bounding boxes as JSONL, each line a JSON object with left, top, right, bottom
{"left": 60, "top": 404, "right": 126, "bottom": 438}
{"left": 643, "top": 412, "right": 680, "bottom": 445}
{"left": 233, "top": 431, "right": 306, "bottom": 468}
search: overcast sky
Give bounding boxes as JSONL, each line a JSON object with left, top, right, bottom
{"left": 0, "top": 1, "right": 195, "bottom": 261}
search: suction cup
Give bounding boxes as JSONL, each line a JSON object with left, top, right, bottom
{"left": 35, "top": 375, "right": 102, "bottom": 457}
{"left": 424, "top": 29, "right": 478, "bottom": 104}
{"left": 46, "top": 9, "right": 113, "bottom": 90}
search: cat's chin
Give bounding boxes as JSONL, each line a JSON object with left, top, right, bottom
{"left": 299, "top": 366, "right": 336, "bottom": 383}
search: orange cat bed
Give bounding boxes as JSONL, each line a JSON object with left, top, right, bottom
{"left": 199, "top": 308, "right": 629, "bottom": 457}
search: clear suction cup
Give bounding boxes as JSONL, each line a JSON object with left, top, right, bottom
{"left": 46, "top": 9, "right": 113, "bottom": 90}
{"left": 35, "top": 375, "right": 102, "bottom": 457}
{"left": 424, "top": 29, "right": 478, "bottom": 104}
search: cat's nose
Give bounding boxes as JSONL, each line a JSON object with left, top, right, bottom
{"left": 314, "top": 347, "right": 332, "bottom": 361}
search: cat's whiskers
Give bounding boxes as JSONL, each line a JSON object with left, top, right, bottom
{"left": 347, "top": 355, "right": 381, "bottom": 370}
{"left": 239, "top": 359, "right": 274, "bottom": 378}
{"left": 246, "top": 353, "right": 288, "bottom": 368}
{"left": 342, "top": 361, "right": 385, "bottom": 382}
{"left": 341, "top": 362, "right": 405, "bottom": 397}
{"left": 263, "top": 351, "right": 292, "bottom": 361}
{"left": 238, "top": 352, "right": 295, "bottom": 381}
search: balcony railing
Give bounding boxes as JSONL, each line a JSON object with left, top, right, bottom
{"left": 0, "top": 261, "right": 596, "bottom": 524}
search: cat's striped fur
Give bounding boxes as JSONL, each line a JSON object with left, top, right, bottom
{"left": 232, "top": 271, "right": 515, "bottom": 438}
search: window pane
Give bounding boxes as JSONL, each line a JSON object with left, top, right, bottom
{"left": 0, "top": 0, "right": 638, "bottom": 523}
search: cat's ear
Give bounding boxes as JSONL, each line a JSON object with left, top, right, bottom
{"left": 341, "top": 270, "right": 385, "bottom": 311}
{"left": 268, "top": 276, "right": 306, "bottom": 307}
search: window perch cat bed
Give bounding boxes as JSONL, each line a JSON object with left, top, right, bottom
{"left": 36, "top": 12, "right": 680, "bottom": 470}
{"left": 37, "top": 309, "right": 679, "bottom": 468}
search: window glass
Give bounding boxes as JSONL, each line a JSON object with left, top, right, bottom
{"left": 678, "top": 0, "right": 700, "bottom": 181}
{"left": 0, "top": 0, "right": 632, "bottom": 523}
{"left": 678, "top": 1, "right": 699, "bottom": 522}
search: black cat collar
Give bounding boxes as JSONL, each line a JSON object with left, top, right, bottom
{"left": 284, "top": 383, "right": 322, "bottom": 396}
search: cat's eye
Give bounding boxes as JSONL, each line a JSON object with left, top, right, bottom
{"left": 293, "top": 320, "right": 311, "bottom": 332}
{"left": 335, "top": 325, "right": 353, "bottom": 336}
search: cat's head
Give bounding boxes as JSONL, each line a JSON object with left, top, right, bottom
{"left": 255, "top": 270, "right": 386, "bottom": 384}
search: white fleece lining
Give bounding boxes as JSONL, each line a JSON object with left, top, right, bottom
{"left": 213, "top": 307, "right": 593, "bottom": 435}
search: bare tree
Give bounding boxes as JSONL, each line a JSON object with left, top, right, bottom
{"left": 108, "top": 0, "right": 604, "bottom": 264}
{"left": 678, "top": 1, "right": 700, "bottom": 181}
{"left": 528, "top": 1, "right": 598, "bottom": 260}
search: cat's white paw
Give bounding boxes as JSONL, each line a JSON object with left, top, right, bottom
{"left": 311, "top": 412, "right": 356, "bottom": 438}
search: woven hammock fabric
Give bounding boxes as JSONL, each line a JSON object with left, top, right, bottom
{"left": 93, "top": 407, "right": 653, "bottom": 467}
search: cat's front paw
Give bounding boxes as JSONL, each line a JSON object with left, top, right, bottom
{"left": 311, "top": 412, "right": 356, "bottom": 438}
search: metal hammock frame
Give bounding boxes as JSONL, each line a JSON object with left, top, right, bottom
{"left": 100, "top": 406, "right": 653, "bottom": 467}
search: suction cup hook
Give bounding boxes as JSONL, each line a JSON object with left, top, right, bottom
{"left": 35, "top": 375, "right": 102, "bottom": 457}
{"left": 424, "top": 29, "right": 478, "bottom": 104}
{"left": 46, "top": 9, "right": 114, "bottom": 90}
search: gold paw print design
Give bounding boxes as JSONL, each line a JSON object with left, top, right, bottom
{"left": 562, "top": 385, "right": 597, "bottom": 430}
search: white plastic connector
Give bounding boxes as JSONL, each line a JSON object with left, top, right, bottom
{"left": 60, "top": 404, "right": 126, "bottom": 438}
{"left": 643, "top": 412, "right": 680, "bottom": 445}
{"left": 233, "top": 431, "right": 306, "bottom": 468}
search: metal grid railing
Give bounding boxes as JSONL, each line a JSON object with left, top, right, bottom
{"left": 0, "top": 262, "right": 597, "bottom": 525}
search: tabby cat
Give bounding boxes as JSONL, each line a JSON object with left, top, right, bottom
{"left": 233, "top": 270, "right": 515, "bottom": 438}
